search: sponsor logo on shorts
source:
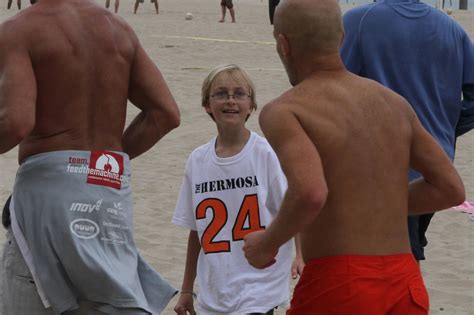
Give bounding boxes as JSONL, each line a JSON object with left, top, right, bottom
{"left": 69, "top": 199, "right": 103, "bottom": 213}
{"left": 68, "top": 157, "right": 89, "bottom": 165}
{"left": 66, "top": 157, "right": 90, "bottom": 174}
{"left": 70, "top": 219, "right": 100, "bottom": 239}
{"left": 103, "top": 221, "right": 129, "bottom": 230}
{"left": 101, "top": 231, "right": 127, "bottom": 245}
{"left": 106, "top": 202, "right": 126, "bottom": 219}
{"left": 86, "top": 151, "right": 124, "bottom": 189}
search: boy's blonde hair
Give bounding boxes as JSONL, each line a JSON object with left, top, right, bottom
{"left": 201, "top": 64, "right": 257, "bottom": 120}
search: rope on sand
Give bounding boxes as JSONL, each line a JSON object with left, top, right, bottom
{"left": 155, "top": 35, "right": 274, "bottom": 45}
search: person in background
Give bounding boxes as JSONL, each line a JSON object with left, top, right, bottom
{"left": 134, "top": 0, "right": 159, "bottom": 15}
{"left": 341, "top": 0, "right": 474, "bottom": 262}
{"left": 105, "top": 0, "right": 119, "bottom": 13}
{"left": 219, "top": 0, "right": 236, "bottom": 23}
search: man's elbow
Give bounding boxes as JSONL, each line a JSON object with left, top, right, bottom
{"left": 161, "top": 105, "right": 180, "bottom": 131}
{"left": 168, "top": 110, "right": 180, "bottom": 130}
{"left": 0, "top": 119, "right": 33, "bottom": 153}
{"left": 433, "top": 173, "right": 466, "bottom": 209}
{"left": 149, "top": 106, "right": 180, "bottom": 132}
{"left": 445, "top": 180, "right": 466, "bottom": 208}
{"left": 298, "top": 189, "right": 328, "bottom": 222}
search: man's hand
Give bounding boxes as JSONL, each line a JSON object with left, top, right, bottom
{"left": 291, "top": 255, "right": 305, "bottom": 279}
{"left": 174, "top": 292, "right": 196, "bottom": 315}
{"left": 243, "top": 230, "right": 278, "bottom": 269}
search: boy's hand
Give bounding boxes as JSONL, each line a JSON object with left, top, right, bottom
{"left": 291, "top": 255, "right": 305, "bottom": 279}
{"left": 174, "top": 293, "right": 196, "bottom": 315}
{"left": 243, "top": 230, "right": 277, "bottom": 269}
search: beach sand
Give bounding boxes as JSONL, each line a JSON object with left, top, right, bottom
{"left": 0, "top": 0, "right": 473, "bottom": 314}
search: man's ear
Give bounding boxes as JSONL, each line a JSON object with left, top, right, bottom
{"left": 278, "top": 33, "right": 291, "bottom": 58}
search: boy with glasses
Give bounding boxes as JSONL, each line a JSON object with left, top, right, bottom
{"left": 172, "top": 64, "right": 303, "bottom": 315}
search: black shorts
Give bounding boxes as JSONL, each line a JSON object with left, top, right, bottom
{"left": 408, "top": 214, "right": 435, "bottom": 260}
{"left": 249, "top": 308, "right": 274, "bottom": 315}
{"left": 221, "top": 0, "right": 233, "bottom": 9}
{"left": 269, "top": 0, "right": 280, "bottom": 24}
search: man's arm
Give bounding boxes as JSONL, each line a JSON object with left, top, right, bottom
{"left": 0, "top": 24, "right": 37, "bottom": 154}
{"left": 291, "top": 234, "right": 304, "bottom": 279}
{"left": 408, "top": 109, "right": 465, "bottom": 214}
{"left": 243, "top": 102, "right": 328, "bottom": 268}
{"left": 123, "top": 40, "right": 180, "bottom": 159}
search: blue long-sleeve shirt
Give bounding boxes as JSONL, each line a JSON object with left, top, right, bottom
{"left": 341, "top": 0, "right": 474, "bottom": 180}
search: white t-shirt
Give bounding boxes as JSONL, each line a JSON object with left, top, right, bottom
{"left": 173, "top": 131, "right": 292, "bottom": 315}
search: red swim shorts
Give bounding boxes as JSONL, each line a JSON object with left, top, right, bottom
{"left": 287, "top": 254, "right": 429, "bottom": 315}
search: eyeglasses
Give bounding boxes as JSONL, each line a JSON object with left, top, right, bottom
{"left": 210, "top": 91, "right": 250, "bottom": 101}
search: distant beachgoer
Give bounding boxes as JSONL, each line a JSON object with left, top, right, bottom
{"left": 269, "top": 0, "right": 280, "bottom": 24}
{"left": 7, "top": 0, "right": 21, "bottom": 10}
{"left": 105, "top": 0, "right": 119, "bottom": 13}
{"left": 134, "top": 0, "right": 159, "bottom": 15}
{"left": 219, "top": 0, "right": 236, "bottom": 23}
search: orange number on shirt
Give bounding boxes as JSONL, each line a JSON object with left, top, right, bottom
{"left": 196, "top": 198, "right": 230, "bottom": 254}
{"left": 196, "top": 195, "right": 265, "bottom": 254}
{"left": 232, "top": 194, "right": 265, "bottom": 241}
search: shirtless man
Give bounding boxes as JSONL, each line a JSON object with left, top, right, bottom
{"left": 0, "top": 0, "right": 180, "bottom": 314}
{"left": 242, "top": 0, "right": 465, "bottom": 314}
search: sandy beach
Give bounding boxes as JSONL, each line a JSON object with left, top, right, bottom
{"left": 0, "top": 0, "right": 473, "bottom": 314}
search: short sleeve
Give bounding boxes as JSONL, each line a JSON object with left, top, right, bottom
{"left": 266, "top": 152, "right": 288, "bottom": 215}
{"left": 172, "top": 157, "right": 197, "bottom": 230}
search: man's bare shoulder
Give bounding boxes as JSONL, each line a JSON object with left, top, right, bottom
{"left": 351, "top": 74, "right": 415, "bottom": 116}
{"left": 261, "top": 90, "right": 296, "bottom": 114}
{"left": 0, "top": 11, "right": 35, "bottom": 56}
{"left": 0, "top": 8, "right": 34, "bottom": 39}
{"left": 0, "top": 3, "right": 137, "bottom": 44}
{"left": 101, "top": 10, "right": 138, "bottom": 38}
{"left": 372, "top": 78, "right": 416, "bottom": 118}
{"left": 259, "top": 90, "right": 301, "bottom": 128}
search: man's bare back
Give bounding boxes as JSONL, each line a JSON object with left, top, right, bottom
{"left": 0, "top": 1, "right": 180, "bottom": 313}
{"left": 275, "top": 72, "right": 415, "bottom": 259}
{"left": 243, "top": 1, "right": 464, "bottom": 313}
{"left": 0, "top": 0, "right": 179, "bottom": 162}
{"left": 243, "top": 0, "right": 463, "bottom": 272}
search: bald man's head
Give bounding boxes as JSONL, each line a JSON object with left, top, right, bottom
{"left": 274, "top": 0, "right": 343, "bottom": 57}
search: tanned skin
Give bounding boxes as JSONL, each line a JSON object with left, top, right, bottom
{"left": 0, "top": 0, "right": 180, "bottom": 163}
{"left": 243, "top": 0, "right": 464, "bottom": 268}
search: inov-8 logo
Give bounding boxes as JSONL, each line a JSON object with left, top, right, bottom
{"left": 70, "top": 199, "right": 103, "bottom": 213}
